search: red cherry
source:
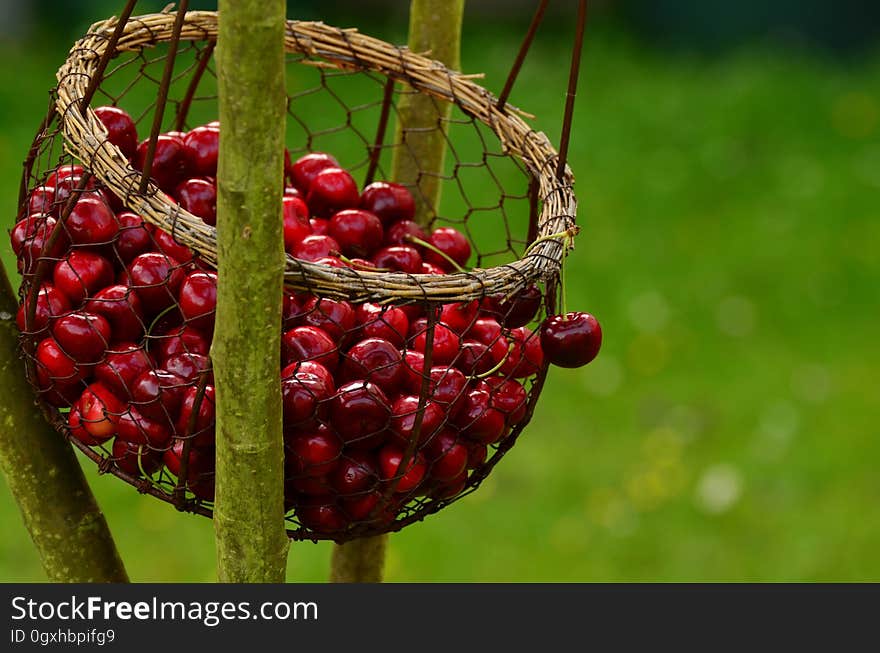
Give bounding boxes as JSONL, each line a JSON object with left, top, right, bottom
{"left": 298, "top": 296, "right": 356, "bottom": 342}
{"left": 424, "top": 366, "right": 468, "bottom": 409}
{"left": 389, "top": 395, "right": 445, "bottom": 445}
{"left": 151, "top": 227, "right": 195, "bottom": 265}
{"left": 410, "top": 320, "right": 461, "bottom": 365}
{"left": 296, "top": 497, "right": 348, "bottom": 533}
{"left": 306, "top": 167, "right": 359, "bottom": 217}
{"left": 359, "top": 182, "right": 415, "bottom": 226}
{"left": 163, "top": 352, "right": 212, "bottom": 383}
{"left": 309, "top": 218, "right": 330, "bottom": 236}
{"left": 51, "top": 311, "right": 111, "bottom": 364}
{"left": 16, "top": 284, "right": 70, "bottom": 334}
{"left": 485, "top": 376, "right": 528, "bottom": 426}
{"left": 183, "top": 125, "right": 220, "bottom": 177}
{"left": 329, "top": 381, "right": 391, "bottom": 449}
{"left": 67, "top": 405, "right": 110, "bottom": 447}
{"left": 355, "top": 303, "right": 409, "bottom": 348}
{"left": 341, "top": 337, "right": 405, "bottom": 394}
{"left": 27, "top": 186, "right": 55, "bottom": 216}
{"left": 496, "top": 284, "right": 543, "bottom": 328}
{"left": 35, "top": 337, "right": 86, "bottom": 387}
{"left": 454, "top": 340, "right": 497, "bottom": 376}
{"left": 501, "top": 326, "right": 544, "bottom": 378}
{"left": 283, "top": 292, "right": 312, "bottom": 328}
{"left": 384, "top": 219, "right": 427, "bottom": 247}
{"left": 402, "top": 350, "right": 426, "bottom": 391}
{"left": 464, "top": 317, "right": 503, "bottom": 345}
{"left": 340, "top": 490, "right": 383, "bottom": 521}
{"left": 440, "top": 300, "right": 479, "bottom": 334}
{"left": 372, "top": 245, "right": 422, "bottom": 274}
{"left": 467, "top": 442, "right": 488, "bottom": 469}
{"left": 286, "top": 430, "right": 342, "bottom": 478}
{"left": 425, "top": 227, "right": 471, "bottom": 270}
{"left": 283, "top": 361, "right": 334, "bottom": 391}
{"left": 292, "top": 234, "right": 340, "bottom": 262}
{"left": 421, "top": 262, "right": 447, "bottom": 275}
{"left": 328, "top": 209, "right": 383, "bottom": 258}
{"left": 75, "top": 382, "right": 125, "bottom": 442}
{"left": 455, "top": 384, "right": 508, "bottom": 445}
{"left": 281, "top": 325, "right": 339, "bottom": 372}
{"left": 112, "top": 439, "right": 163, "bottom": 477}
{"left": 130, "top": 369, "right": 187, "bottom": 425}
{"left": 330, "top": 452, "right": 380, "bottom": 496}
{"left": 290, "top": 152, "right": 339, "bottom": 192}
{"left": 163, "top": 440, "right": 215, "bottom": 501}
{"left": 16, "top": 217, "right": 69, "bottom": 274}
{"left": 175, "top": 178, "right": 217, "bottom": 225}
{"left": 125, "top": 252, "right": 185, "bottom": 314}
{"left": 283, "top": 195, "right": 312, "bottom": 252}
{"left": 45, "top": 164, "right": 84, "bottom": 188}
{"left": 94, "top": 343, "right": 155, "bottom": 399}
{"left": 378, "top": 445, "right": 427, "bottom": 494}
{"left": 85, "top": 284, "right": 145, "bottom": 342}
{"left": 135, "top": 134, "right": 191, "bottom": 192}
{"left": 430, "top": 470, "right": 468, "bottom": 500}
{"left": 540, "top": 312, "right": 602, "bottom": 368}
{"left": 94, "top": 105, "right": 138, "bottom": 160}
{"left": 176, "top": 385, "right": 216, "bottom": 446}
{"left": 425, "top": 430, "right": 469, "bottom": 482}
{"left": 114, "top": 211, "right": 152, "bottom": 262}
{"left": 314, "top": 256, "right": 346, "bottom": 268}
{"left": 116, "top": 406, "right": 171, "bottom": 449}
{"left": 153, "top": 325, "right": 210, "bottom": 362}
{"left": 52, "top": 251, "right": 114, "bottom": 305}
{"left": 178, "top": 271, "right": 217, "bottom": 334}
{"left": 281, "top": 367, "right": 334, "bottom": 428}
{"left": 52, "top": 174, "right": 100, "bottom": 211}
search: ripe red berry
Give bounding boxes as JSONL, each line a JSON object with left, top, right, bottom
{"left": 27, "top": 186, "right": 55, "bottom": 216}
{"left": 52, "top": 251, "right": 115, "bottom": 305}
{"left": 440, "top": 300, "right": 480, "bottom": 334}
{"left": 281, "top": 366, "right": 334, "bottom": 427}
{"left": 292, "top": 234, "right": 341, "bottom": 262}
{"left": 485, "top": 376, "right": 528, "bottom": 426}
{"left": 501, "top": 326, "right": 544, "bottom": 378}
{"left": 341, "top": 337, "right": 405, "bottom": 394}
{"left": 16, "top": 284, "right": 70, "bottom": 334}
{"left": 540, "top": 312, "right": 602, "bottom": 368}
{"left": 330, "top": 452, "right": 380, "bottom": 496}
{"left": 290, "top": 152, "right": 339, "bottom": 192}
{"left": 178, "top": 271, "right": 217, "bottom": 334}
{"left": 152, "top": 227, "right": 195, "bottom": 264}
{"left": 94, "top": 105, "right": 138, "bottom": 160}
{"left": 378, "top": 445, "right": 427, "bottom": 494}
{"left": 410, "top": 320, "right": 461, "bottom": 365}
{"left": 306, "top": 167, "right": 359, "bottom": 217}
{"left": 496, "top": 284, "right": 543, "bottom": 328}
{"left": 359, "top": 182, "right": 415, "bottom": 226}
{"left": 51, "top": 311, "right": 111, "bottom": 364}
{"left": 454, "top": 385, "right": 508, "bottom": 445}
{"left": 425, "top": 227, "right": 471, "bottom": 270}
{"left": 163, "top": 352, "right": 212, "bottom": 383}
{"left": 309, "top": 217, "right": 330, "bottom": 236}
{"left": 135, "top": 134, "right": 191, "bottom": 192}
{"left": 296, "top": 497, "right": 348, "bottom": 533}
{"left": 281, "top": 325, "right": 339, "bottom": 372}
{"left": 298, "top": 296, "right": 356, "bottom": 342}
{"left": 131, "top": 369, "right": 187, "bottom": 425}
{"left": 424, "top": 430, "right": 469, "bottom": 482}
{"left": 125, "top": 252, "right": 185, "bottom": 314}
{"left": 286, "top": 430, "right": 342, "bottom": 478}
{"left": 163, "top": 440, "right": 215, "bottom": 501}
{"left": 340, "top": 490, "right": 382, "bottom": 521}
{"left": 282, "top": 195, "right": 312, "bottom": 252}
{"left": 328, "top": 209, "right": 384, "bottom": 258}
{"left": 116, "top": 406, "right": 171, "bottom": 449}
{"left": 94, "top": 343, "right": 155, "bottom": 399}
{"left": 183, "top": 125, "right": 220, "bottom": 177}
{"left": 384, "top": 219, "right": 427, "bottom": 247}
{"left": 176, "top": 385, "right": 216, "bottom": 446}
{"left": 175, "top": 178, "right": 217, "bottom": 225}
{"left": 74, "top": 382, "right": 126, "bottom": 442}
{"left": 389, "top": 395, "right": 445, "bottom": 445}
{"left": 372, "top": 245, "right": 422, "bottom": 274}
{"left": 112, "top": 438, "right": 163, "bottom": 477}
{"left": 35, "top": 336, "right": 86, "bottom": 387}
{"left": 153, "top": 325, "right": 210, "bottom": 362}
{"left": 355, "top": 303, "right": 409, "bottom": 348}
{"left": 85, "top": 284, "right": 145, "bottom": 342}
{"left": 329, "top": 380, "right": 391, "bottom": 449}
{"left": 114, "top": 211, "right": 152, "bottom": 262}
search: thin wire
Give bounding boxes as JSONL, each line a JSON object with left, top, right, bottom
{"left": 556, "top": 0, "right": 588, "bottom": 180}
{"left": 496, "top": 0, "right": 549, "bottom": 110}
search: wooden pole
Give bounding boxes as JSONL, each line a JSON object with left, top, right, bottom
{"left": 213, "top": 0, "right": 290, "bottom": 582}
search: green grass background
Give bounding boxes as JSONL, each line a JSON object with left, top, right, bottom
{"left": 1, "top": 10, "right": 879, "bottom": 581}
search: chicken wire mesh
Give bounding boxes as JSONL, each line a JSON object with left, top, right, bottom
{"left": 11, "top": 9, "right": 578, "bottom": 542}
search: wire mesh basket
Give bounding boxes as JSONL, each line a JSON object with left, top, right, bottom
{"left": 12, "top": 8, "right": 579, "bottom": 542}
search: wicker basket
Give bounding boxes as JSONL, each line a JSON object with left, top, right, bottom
{"left": 15, "top": 10, "right": 578, "bottom": 542}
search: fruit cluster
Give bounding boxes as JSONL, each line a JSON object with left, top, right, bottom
{"left": 12, "top": 105, "right": 600, "bottom": 537}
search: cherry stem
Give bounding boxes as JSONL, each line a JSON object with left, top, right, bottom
{"left": 405, "top": 235, "right": 466, "bottom": 273}
{"left": 522, "top": 225, "right": 579, "bottom": 259}
{"left": 472, "top": 341, "right": 514, "bottom": 380}
{"left": 337, "top": 254, "right": 392, "bottom": 273}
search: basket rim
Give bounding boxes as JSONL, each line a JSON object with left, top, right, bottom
{"left": 53, "top": 10, "right": 577, "bottom": 304}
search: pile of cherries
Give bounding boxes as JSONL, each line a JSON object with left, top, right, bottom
{"left": 11, "top": 105, "right": 601, "bottom": 536}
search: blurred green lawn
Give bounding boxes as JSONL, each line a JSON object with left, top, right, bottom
{"left": 1, "top": 18, "right": 879, "bottom": 582}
